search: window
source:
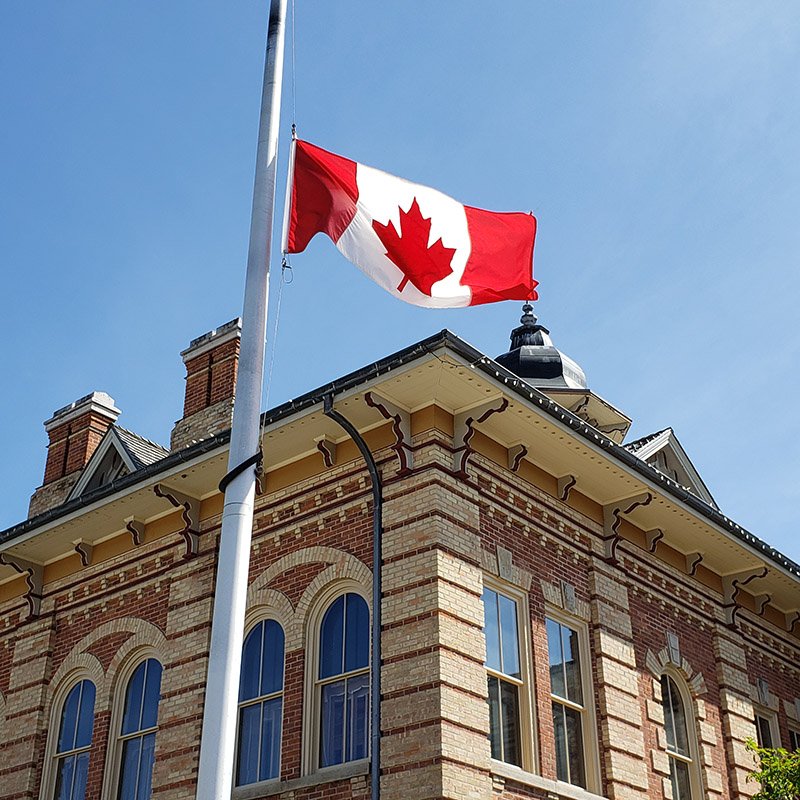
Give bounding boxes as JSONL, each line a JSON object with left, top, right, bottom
{"left": 116, "top": 659, "right": 162, "bottom": 800}
{"left": 52, "top": 680, "right": 96, "bottom": 800}
{"left": 483, "top": 586, "right": 523, "bottom": 766}
{"left": 237, "top": 619, "right": 285, "bottom": 785}
{"left": 755, "top": 712, "right": 779, "bottom": 749}
{"left": 316, "top": 593, "right": 369, "bottom": 767}
{"left": 546, "top": 617, "right": 587, "bottom": 788}
{"left": 789, "top": 727, "right": 800, "bottom": 752}
{"left": 661, "top": 675, "right": 696, "bottom": 800}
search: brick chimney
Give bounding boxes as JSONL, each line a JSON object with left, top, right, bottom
{"left": 170, "top": 318, "right": 241, "bottom": 451}
{"left": 29, "top": 391, "right": 121, "bottom": 517}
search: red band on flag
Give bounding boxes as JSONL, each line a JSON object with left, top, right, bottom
{"left": 287, "top": 141, "right": 358, "bottom": 253}
{"left": 463, "top": 207, "right": 538, "bottom": 305}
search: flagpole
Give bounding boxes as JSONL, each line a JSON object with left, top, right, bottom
{"left": 195, "top": 1, "right": 287, "bottom": 797}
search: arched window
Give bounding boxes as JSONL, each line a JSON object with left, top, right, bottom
{"left": 236, "top": 619, "right": 285, "bottom": 785}
{"left": 661, "top": 674, "right": 696, "bottom": 800}
{"left": 52, "top": 680, "right": 96, "bottom": 800}
{"left": 317, "top": 592, "right": 369, "bottom": 767}
{"left": 116, "top": 659, "right": 162, "bottom": 800}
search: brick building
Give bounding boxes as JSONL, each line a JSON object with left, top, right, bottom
{"left": 1, "top": 308, "right": 798, "bottom": 800}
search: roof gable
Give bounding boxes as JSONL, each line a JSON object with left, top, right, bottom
{"left": 624, "top": 428, "right": 717, "bottom": 509}
{"left": 67, "top": 426, "right": 168, "bottom": 501}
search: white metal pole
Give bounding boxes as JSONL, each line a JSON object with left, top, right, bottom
{"left": 195, "top": 1, "right": 287, "bottom": 797}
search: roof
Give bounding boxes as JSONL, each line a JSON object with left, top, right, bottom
{"left": 624, "top": 429, "right": 670, "bottom": 455}
{"left": 1, "top": 329, "right": 798, "bottom": 583}
{"left": 623, "top": 427, "right": 717, "bottom": 509}
{"left": 114, "top": 426, "right": 169, "bottom": 470}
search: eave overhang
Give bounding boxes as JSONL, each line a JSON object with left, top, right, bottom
{"left": 2, "top": 330, "right": 798, "bottom": 613}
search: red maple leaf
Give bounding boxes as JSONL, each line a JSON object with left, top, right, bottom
{"left": 372, "top": 198, "right": 457, "bottom": 295}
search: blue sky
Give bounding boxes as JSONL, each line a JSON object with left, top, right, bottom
{"left": 1, "top": 2, "right": 798, "bottom": 562}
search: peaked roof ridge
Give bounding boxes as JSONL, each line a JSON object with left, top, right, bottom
{"left": 624, "top": 427, "right": 671, "bottom": 453}
{"left": 112, "top": 425, "right": 169, "bottom": 469}
{"left": 113, "top": 424, "right": 169, "bottom": 453}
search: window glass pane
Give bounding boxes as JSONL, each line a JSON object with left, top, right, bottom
{"left": 552, "top": 702, "right": 568, "bottom": 782}
{"left": 140, "top": 660, "right": 162, "bottom": 731}
{"left": 319, "top": 596, "right": 344, "bottom": 679}
{"left": 500, "top": 680, "right": 521, "bottom": 766}
{"left": 121, "top": 662, "right": 146, "bottom": 736}
{"left": 75, "top": 681, "right": 96, "bottom": 750}
{"left": 756, "top": 715, "right": 773, "bottom": 748}
{"left": 564, "top": 705, "right": 586, "bottom": 789}
{"left": 790, "top": 729, "right": 800, "bottom": 751}
{"left": 72, "top": 751, "right": 90, "bottom": 800}
{"left": 259, "top": 697, "right": 282, "bottom": 781}
{"left": 487, "top": 676, "right": 502, "bottom": 760}
{"left": 54, "top": 755, "right": 75, "bottom": 800}
{"left": 553, "top": 702, "right": 586, "bottom": 788}
{"left": 344, "top": 594, "right": 369, "bottom": 673}
{"left": 118, "top": 737, "right": 141, "bottom": 800}
{"left": 57, "top": 684, "right": 81, "bottom": 753}
{"left": 661, "top": 675, "right": 676, "bottom": 750}
{"left": 670, "top": 757, "right": 692, "bottom": 800}
{"left": 483, "top": 589, "right": 501, "bottom": 672}
{"left": 320, "top": 680, "right": 345, "bottom": 766}
{"left": 666, "top": 678, "right": 689, "bottom": 756}
{"left": 562, "top": 626, "right": 583, "bottom": 705}
{"left": 498, "top": 594, "right": 520, "bottom": 679}
{"left": 240, "top": 624, "right": 264, "bottom": 702}
{"left": 136, "top": 731, "right": 157, "bottom": 800}
{"left": 261, "top": 620, "right": 285, "bottom": 696}
{"left": 546, "top": 618, "right": 566, "bottom": 699}
{"left": 236, "top": 703, "right": 261, "bottom": 786}
{"left": 345, "top": 672, "right": 370, "bottom": 761}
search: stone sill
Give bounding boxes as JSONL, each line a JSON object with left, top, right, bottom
{"left": 491, "top": 760, "right": 609, "bottom": 800}
{"left": 232, "top": 759, "right": 369, "bottom": 799}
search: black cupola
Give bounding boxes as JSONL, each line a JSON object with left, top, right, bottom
{"left": 496, "top": 304, "right": 587, "bottom": 389}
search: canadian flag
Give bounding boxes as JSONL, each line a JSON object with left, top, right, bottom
{"left": 283, "top": 140, "right": 538, "bottom": 308}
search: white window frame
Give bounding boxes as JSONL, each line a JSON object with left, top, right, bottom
{"left": 301, "top": 579, "right": 371, "bottom": 776}
{"left": 788, "top": 726, "right": 800, "bottom": 752}
{"left": 543, "top": 607, "right": 601, "bottom": 795}
{"left": 39, "top": 672, "right": 96, "bottom": 800}
{"left": 100, "top": 648, "right": 163, "bottom": 800}
{"left": 754, "top": 708, "right": 781, "bottom": 749}
{"left": 483, "top": 575, "right": 537, "bottom": 774}
{"left": 660, "top": 669, "right": 702, "bottom": 800}
{"left": 234, "top": 614, "right": 286, "bottom": 787}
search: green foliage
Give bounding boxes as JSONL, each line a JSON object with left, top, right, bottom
{"left": 747, "top": 739, "right": 800, "bottom": 799}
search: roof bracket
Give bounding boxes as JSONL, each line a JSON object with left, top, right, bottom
{"left": 153, "top": 484, "right": 200, "bottom": 558}
{"left": 125, "top": 517, "right": 146, "bottom": 547}
{"left": 753, "top": 593, "right": 772, "bottom": 617}
{"left": 722, "top": 566, "right": 769, "bottom": 627}
{"left": 508, "top": 443, "right": 528, "bottom": 473}
{"left": 685, "top": 551, "right": 704, "bottom": 577}
{"left": 365, "top": 392, "right": 413, "bottom": 474}
{"left": 0, "top": 553, "right": 44, "bottom": 617}
{"left": 785, "top": 611, "right": 800, "bottom": 634}
{"left": 645, "top": 528, "right": 665, "bottom": 553}
{"left": 453, "top": 397, "right": 509, "bottom": 477}
{"left": 73, "top": 539, "right": 94, "bottom": 567}
{"left": 557, "top": 474, "right": 577, "bottom": 502}
{"left": 315, "top": 436, "right": 337, "bottom": 468}
{"left": 601, "top": 492, "right": 653, "bottom": 562}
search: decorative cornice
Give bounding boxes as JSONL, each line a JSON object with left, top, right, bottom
{"left": 0, "top": 553, "right": 43, "bottom": 617}
{"left": 153, "top": 484, "right": 200, "bottom": 558}
{"left": 453, "top": 397, "right": 509, "bottom": 476}
{"left": 364, "top": 391, "right": 413, "bottom": 475}
{"left": 601, "top": 492, "right": 653, "bottom": 561}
